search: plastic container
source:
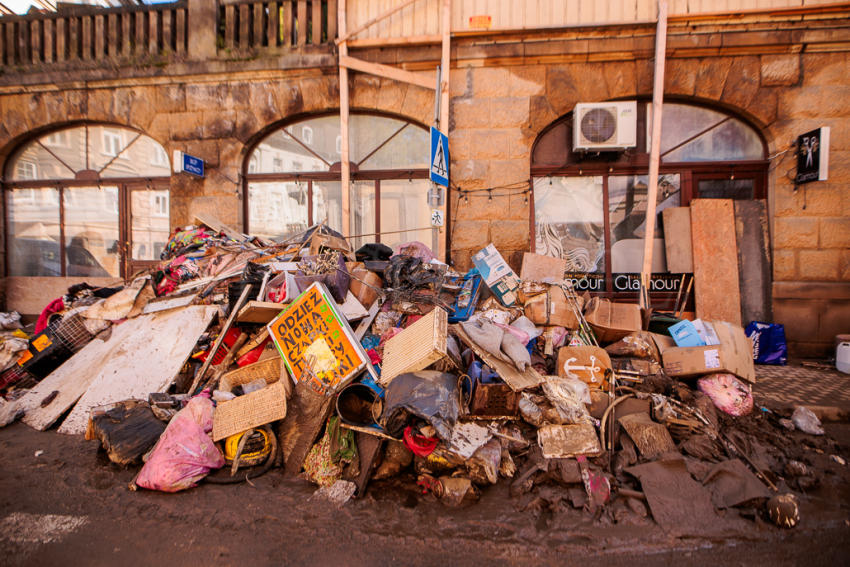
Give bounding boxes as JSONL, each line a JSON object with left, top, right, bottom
{"left": 837, "top": 341, "right": 850, "bottom": 374}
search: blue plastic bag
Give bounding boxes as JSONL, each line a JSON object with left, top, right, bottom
{"left": 745, "top": 321, "right": 788, "bottom": 366}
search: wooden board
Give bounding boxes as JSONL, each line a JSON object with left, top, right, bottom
{"left": 520, "top": 252, "right": 567, "bottom": 282}
{"left": 690, "top": 199, "right": 742, "bottom": 326}
{"left": 452, "top": 325, "right": 544, "bottom": 392}
{"left": 380, "top": 307, "right": 448, "bottom": 386}
{"left": 734, "top": 200, "right": 772, "bottom": 325}
{"left": 142, "top": 293, "right": 197, "bottom": 314}
{"left": 661, "top": 207, "right": 693, "bottom": 273}
{"left": 537, "top": 424, "right": 602, "bottom": 459}
{"left": 237, "top": 300, "right": 286, "bottom": 324}
{"left": 19, "top": 306, "right": 212, "bottom": 432}
{"left": 54, "top": 306, "right": 217, "bottom": 435}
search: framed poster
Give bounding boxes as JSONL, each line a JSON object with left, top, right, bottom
{"left": 268, "top": 282, "right": 374, "bottom": 395}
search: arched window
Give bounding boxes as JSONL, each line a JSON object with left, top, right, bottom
{"left": 4, "top": 124, "right": 171, "bottom": 278}
{"left": 245, "top": 112, "right": 433, "bottom": 250}
{"left": 531, "top": 101, "right": 767, "bottom": 301}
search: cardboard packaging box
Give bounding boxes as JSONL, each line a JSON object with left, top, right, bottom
{"left": 523, "top": 285, "right": 580, "bottom": 329}
{"left": 583, "top": 297, "right": 643, "bottom": 344}
{"left": 668, "top": 320, "right": 706, "bottom": 347}
{"left": 661, "top": 321, "right": 755, "bottom": 383}
{"left": 520, "top": 252, "right": 567, "bottom": 282}
{"left": 472, "top": 244, "right": 521, "bottom": 307}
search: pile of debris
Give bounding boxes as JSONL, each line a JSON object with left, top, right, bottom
{"left": 0, "top": 220, "right": 843, "bottom": 533}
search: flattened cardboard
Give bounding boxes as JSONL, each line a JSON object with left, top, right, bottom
{"left": 537, "top": 424, "right": 602, "bottom": 459}
{"left": 661, "top": 207, "right": 693, "bottom": 273}
{"left": 583, "top": 297, "right": 643, "bottom": 344}
{"left": 520, "top": 252, "right": 567, "bottom": 282}
{"left": 661, "top": 321, "right": 755, "bottom": 383}
{"left": 556, "top": 346, "right": 612, "bottom": 388}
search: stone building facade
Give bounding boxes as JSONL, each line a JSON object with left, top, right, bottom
{"left": 0, "top": 1, "right": 848, "bottom": 356}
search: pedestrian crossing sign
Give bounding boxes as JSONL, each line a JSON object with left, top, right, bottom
{"left": 430, "top": 127, "right": 450, "bottom": 187}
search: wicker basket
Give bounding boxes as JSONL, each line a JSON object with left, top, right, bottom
{"left": 212, "top": 358, "right": 287, "bottom": 442}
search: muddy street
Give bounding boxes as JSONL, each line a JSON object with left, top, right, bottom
{"left": 1, "top": 422, "right": 848, "bottom": 567}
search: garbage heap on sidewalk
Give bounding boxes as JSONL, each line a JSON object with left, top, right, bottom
{"left": 0, "top": 221, "right": 843, "bottom": 532}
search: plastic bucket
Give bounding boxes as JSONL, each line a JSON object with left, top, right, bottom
{"left": 837, "top": 341, "right": 850, "bottom": 375}
{"left": 336, "top": 383, "right": 382, "bottom": 427}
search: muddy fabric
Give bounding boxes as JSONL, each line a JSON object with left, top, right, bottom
{"left": 626, "top": 455, "right": 738, "bottom": 536}
{"left": 700, "top": 459, "right": 771, "bottom": 508}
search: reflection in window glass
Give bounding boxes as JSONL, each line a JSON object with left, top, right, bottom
{"left": 608, "top": 174, "right": 680, "bottom": 273}
{"left": 350, "top": 181, "right": 376, "bottom": 250}
{"left": 132, "top": 190, "right": 171, "bottom": 260}
{"left": 379, "top": 180, "right": 435, "bottom": 251}
{"left": 697, "top": 179, "right": 754, "bottom": 200}
{"left": 64, "top": 187, "right": 120, "bottom": 278}
{"left": 359, "top": 125, "right": 429, "bottom": 170}
{"left": 534, "top": 176, "right": 605, "bottom": 274}
{"left": 313, "top": 181, "right": 343, "bottom": 234}
{"left": 7, "top": 188, "right": 61, "bottom": 276}
{"left": 248, "top": 181, "right": 308, "bottom": 241}
{"left": 657, "top": 104, "right": 763, "bottom": 162}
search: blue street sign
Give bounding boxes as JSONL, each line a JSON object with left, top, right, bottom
{"left": 430, "top": 127, "right": 449, "bottom": 187}
{"left": 182, "top": 152, "right": 204, "bottom": 177}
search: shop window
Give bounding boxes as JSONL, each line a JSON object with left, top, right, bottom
{"left": 5, "top": 124, "right": 171, "bottom": 277}
{"left": 245, "top": 113, "right": 432, "bottom": 248}
{"left": 531, "top": 101, "right": 767, "bottom": 297}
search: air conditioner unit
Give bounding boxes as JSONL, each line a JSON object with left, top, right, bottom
{"left": 573, "top": 101, "right": 637, "bottom": 151}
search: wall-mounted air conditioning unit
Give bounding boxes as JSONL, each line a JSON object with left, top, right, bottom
{"left": 573, "top": 101, "right": 637, "bottom": 151}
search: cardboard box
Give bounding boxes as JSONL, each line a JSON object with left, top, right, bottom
{"left": 472, "top": 244, "right": 521, "bottom": 307}
{"left": 556, "top": 345, "right": 612, "bottom": 388}
{"left": 523, "top": 285, "right": 580, "bottom": 329}
{"left": 520, "top": 252, "right": 567, "bottom": 282}
{"left": 661, "top": 321, "right": 755, "bottom": 383}
{"left": 583, "top": 297, "right": 643, "bottom": 344}
{"left": 668, "top": 320, "right": 706, "bottom": 347}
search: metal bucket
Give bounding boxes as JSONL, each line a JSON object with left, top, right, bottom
{"left": 336, "top": 383, "right": 383, "bottom": 427}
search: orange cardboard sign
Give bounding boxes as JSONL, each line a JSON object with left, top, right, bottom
{"left": 268, "top": 282, "right": 370, "bottom": 395}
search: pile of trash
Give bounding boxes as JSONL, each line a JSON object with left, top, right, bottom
{"left": 0, "top": 220, "right": 843, "bottom": 533}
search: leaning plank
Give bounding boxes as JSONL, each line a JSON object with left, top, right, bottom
{"left": 661, "top": 207, "right": 693, "bottom": 274}
{"left": 452, "top": 325, "right": 544, "bottom": 391}
{"left": 54, "top": 306, "right": 217, "bottom": 435}
{"left": 735, "top": 200, "right": 772, "bottom": 325}
{"left": 690, "top": 199, "right": 741, "bottom": 326}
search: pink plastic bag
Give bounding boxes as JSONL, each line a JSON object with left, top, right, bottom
{"left": 697, "top": 373, "right": 753, "bottom": 417}
{"left": 135, "top": 392, "right": 224, "bottom": 492}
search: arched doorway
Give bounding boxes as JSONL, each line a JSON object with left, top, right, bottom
{"left": 4, "top": 124, "right": 171, "bottom": 279}
{"left": 530, "top": 101, "right": 768, "bottom": 306}
{"left": 244, "top": 112, "right": 434, "bottom": 250}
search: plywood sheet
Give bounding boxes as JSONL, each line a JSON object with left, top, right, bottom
{"left": 735, "top": 200, "right": 772, "bottom": 325}
{"left": 662, "top": 207, "right": 693, "bottom": 273}
{"left": 52, "top": 306, "right": 217, "bottom": 435}
{"left": 690, "top": 199, "right": 741, "bottom": 326}
{"left": 237, "top": 300, "right": 286, "bottom": 324}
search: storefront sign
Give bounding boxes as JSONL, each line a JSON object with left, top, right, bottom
{"left": 795, "top": 127, "right": 830, "bottom": 184}
{"left": 613, "top": 273, "right": 683, "bottom": 293}
{"left": 565, "top": 272, "right": 606, "bottom": 292}
{"left": 268, "top": 282, "right": 371, "bottom": 395}
{"left": 430, "top": 127, "right": 450, "bottom": 187}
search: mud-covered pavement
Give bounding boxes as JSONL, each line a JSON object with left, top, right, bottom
{"left": 1, "top": 422, "right": 849, "bottom": 566}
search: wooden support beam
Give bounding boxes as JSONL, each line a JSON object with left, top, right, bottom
{"left": 348, "top": 33, "right": 441, "bottom": 48}
{"left": 438, "top": 0, "right": 451, "bottom": 262}
{"left": 639, "top": 0, "right": 668, "bottom": 310}
{"left": 340, "top": 54, "right": 434, "bottom": 90}
{"left": 335, "top": 0, "right": 418, "bottom": 45}
{"left": 339, "top": 0, "right": 350, "bottom": 236}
